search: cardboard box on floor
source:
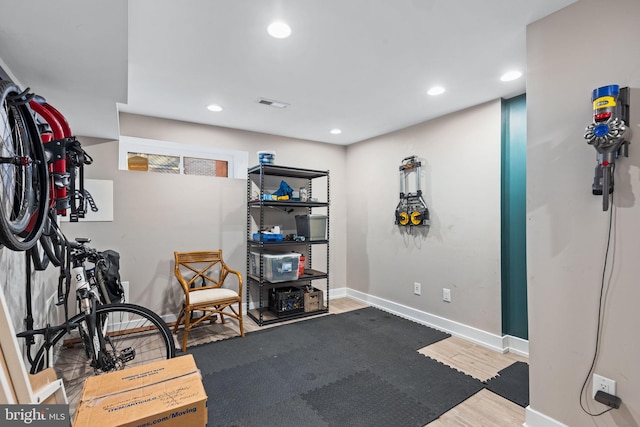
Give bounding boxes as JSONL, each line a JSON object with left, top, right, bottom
{"left": 73, "top": 354, "right": 207, "bottom": 427}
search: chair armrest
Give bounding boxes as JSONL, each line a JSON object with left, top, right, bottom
{"left": 221, "top": 267, "right": 243, "bottom": 296}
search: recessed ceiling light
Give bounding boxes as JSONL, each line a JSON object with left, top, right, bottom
{"left": 427, "top": 86, "right": 445, "bottom": 96}
{"left": 207, "top": 104, "right": 223, "bottom": 112}
{"left": 330, "top": 128, "right": 342, "bottom": 135}
{"left": 267, "top": 21, "right": 291, "bottom": 39}
{"left": 500, "top": 70, "right": 523, "bottom": 82}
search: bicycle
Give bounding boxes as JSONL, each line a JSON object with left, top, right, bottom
{"left": 1, "top": 77, "right": 92, "bottom": 253}
{"left": 25, "top": 93, "right": 93, "bottom": 271}
{"left": 17, "top": 237, "right": 176, "bottom": 412}
{"left": 0, "top": 79, "right": 49, "bottom": 251}
{"left": 1, "top": 79, "right": 175, "bottom": 413}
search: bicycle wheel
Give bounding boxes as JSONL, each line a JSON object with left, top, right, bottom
{"left": 28, "top": 237, "right": 50, "bottom": 270}
{"left": 31, "top": 303, "right": 176, "bottom": 412}
{"left": 0, "top": 80, "right": 48, "bottom": 250}
{"left": 37, "top": 208, "right": 66, "bottom": 267}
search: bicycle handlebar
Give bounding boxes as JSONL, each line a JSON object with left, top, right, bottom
{"left": 68, "top": 237, "right": 90, "bottom": 249}
{"left": 69, "top": 238, "right": 103, "bottom": 264}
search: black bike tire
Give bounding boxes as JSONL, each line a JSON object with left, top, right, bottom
{"left": 0, "top": 80, "right": 48, "bottom": 251}
{"left": 38, "top": 209, "right": 66, "bottom": 267}
{"left": 28, "top": 238, "right": 50, "bottom": 270}
{"left": 29, "top": 210, "right": 62, "bottom": 270}
{"left": 30, "top": 303, "right": 176, "bottom": 408}
{"left": 0, "top": 80, "right": 35, "bottom": 239}
{"left": 15, "top": 99, "right": 49, "bottom": 249}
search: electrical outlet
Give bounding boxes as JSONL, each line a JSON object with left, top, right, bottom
{"left": 414, "top": 282, "right": 421, "bottom": 295}
{"left": 593, "top": 374, "right": 616, "bottom": 398}
{"left": 443, "top": 288, "right": 451, "bottom": 302}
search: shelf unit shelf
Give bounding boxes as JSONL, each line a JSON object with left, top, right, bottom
{"left": 247, "top": 268, "right": 328, "bottom": 288}
{"left": 248, "top": 200, "right": 329, "bottom": 209}
{"left": 247, "top": 239, "right": 329, "bottom": 247}
{"left": 246, "top": 163, "right": 330, "bottom": 326}
{"left": 247, "top": 307, "right": 330, "bottom": 326}
{"left": 247, "top": 164, "right": 328, "bottom": 179}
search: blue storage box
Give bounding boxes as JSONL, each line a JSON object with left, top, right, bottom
{"left": 257, "top": 150, "right": 276, "bottom": 164}
{"left": 252, "top": 233, "right": 284, "bottom": 242}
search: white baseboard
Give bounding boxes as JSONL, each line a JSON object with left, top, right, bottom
{"left": 344, "top": 288, "right": 528, "bottom": 356}
{"left": 329, "top": 286, "right": 348, "bottom": 299}
{"left": 503, "top": 334, "right": 529, "bottom": 357}
{"left": 524, "top": 406, "right": 568, "bottom": 427}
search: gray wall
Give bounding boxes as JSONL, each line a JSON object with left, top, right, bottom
{"left": 0, "top": 246, "right": 60, "bottom": 346}
{"left": 58, "top": 113, "right": 347, "bottom": 321}
{"left": 527, "top": 0, "right": 640, "bottom": 424}
{"left": 345, "top": 100, "right": 503, "bottom": 335}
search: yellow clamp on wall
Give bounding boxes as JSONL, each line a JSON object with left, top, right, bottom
{"left": 410, "top": 211, "right": 422, "bottom": 225}
{"left": 398, "top": 212, "right": 409, "bottom": 226}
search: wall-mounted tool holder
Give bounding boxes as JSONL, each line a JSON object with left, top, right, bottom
{"left": 395, "top": 155, "right": 430, "bottom": 228}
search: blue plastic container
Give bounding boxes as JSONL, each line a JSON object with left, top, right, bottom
{"left": 252, "top": 233, "right": 284, "bottom": 242}
{"left": 257, "top": 150, "right": 276, "bottom": 164}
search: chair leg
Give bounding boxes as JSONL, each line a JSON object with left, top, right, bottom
{"left": 238, "top": 301, "right": 245, "bottom": 337}
{"left": 174, "top": 307, "right": 185, "bottom": 334}
{"left": 217, "top": 305, "right": 226, "bottom": 324}
{"left": 182, "top": 309, "right": 191, "bottom": 352}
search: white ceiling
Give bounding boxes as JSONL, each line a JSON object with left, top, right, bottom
{"left": 0, "top": 0, "right": 575, "bottom": 145}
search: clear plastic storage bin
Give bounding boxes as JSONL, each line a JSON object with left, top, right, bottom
{"left": 250, "top": 251, "right": 301, "bottom": 283}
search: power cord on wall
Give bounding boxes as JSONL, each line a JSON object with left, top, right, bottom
{"left": 578, "top": 193, "right": 615, "bottom": 417}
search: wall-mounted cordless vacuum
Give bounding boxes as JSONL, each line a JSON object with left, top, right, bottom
{"left": 584, "top": 85, "right": 630, "bottom": 211}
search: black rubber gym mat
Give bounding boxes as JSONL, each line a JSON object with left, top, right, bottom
{"left": 189, "top": 307, "right": 484, "bottom": 426}
{"left": 484, "top": 361, "right": 530, "bottom": 407}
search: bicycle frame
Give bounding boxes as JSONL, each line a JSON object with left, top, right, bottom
{"left": 28, "top": 100, "right": 71, "bottom": 216}
{"left": 70, "top": 252, "right": 105, "bottom": 370}
{"left": 28, "top": 98, "right": 92, "bottom": 221}
{"left": 19, "top": 240, "right": 127, "bottom": 374}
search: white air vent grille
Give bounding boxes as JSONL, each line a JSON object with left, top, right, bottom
{"left": 256, "top": 98, "right": 290, "bottom": 108}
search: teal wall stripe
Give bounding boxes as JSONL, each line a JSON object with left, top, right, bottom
{"left": 501, "top": 94, "right": 528, "bottom": 339}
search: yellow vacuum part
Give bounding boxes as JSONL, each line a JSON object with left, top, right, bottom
{"left": 399, "top": 212, "right": 409, "bottom": 225}
{"left": 410, "top": 211, "right": 422, "bottom": 225}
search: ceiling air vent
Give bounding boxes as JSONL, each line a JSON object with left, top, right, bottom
{"left": 256, "top": 98, "right": 290, "bottom": 109}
